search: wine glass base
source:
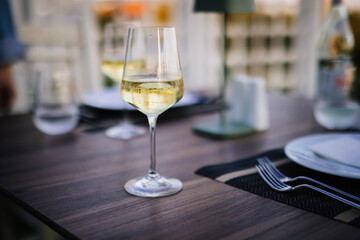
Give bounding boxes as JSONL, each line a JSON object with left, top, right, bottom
{"left": 105, "top": 123, "right": 146, "bottom": 140}
{"left": 124, "top": 175, "right": 183, "bottom": 197}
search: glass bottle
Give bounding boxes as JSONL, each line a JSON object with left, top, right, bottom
{"left": 314, "top": 0, "right": 359, "bottom": 129}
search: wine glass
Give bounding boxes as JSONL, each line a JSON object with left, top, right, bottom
{"left": 33, "top": 61, "right": 79, "bottom": 135}
{"left": 101, "top": 22, "right": 146, "bottom": 140}
{"left": 121, "top": 26, "right": 184, "bottom": 197}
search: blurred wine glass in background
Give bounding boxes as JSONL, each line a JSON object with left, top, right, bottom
{"left": 101, "top": 22, "right": 146, "bottom": 140}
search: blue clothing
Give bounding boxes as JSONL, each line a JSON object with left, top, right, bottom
{"left": 0, "top": 0, "right": 25, "bottom": 65}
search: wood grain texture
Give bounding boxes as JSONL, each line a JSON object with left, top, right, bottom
{"left": 1, "top": 92, "right": 360, "bottom": 240}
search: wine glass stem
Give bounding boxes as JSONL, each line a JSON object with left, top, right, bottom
{"left": 121, "top": 109, "right": 130, "bottom": 124}
{"left": 147, "top": 115, "right": 159, "bottom": 178}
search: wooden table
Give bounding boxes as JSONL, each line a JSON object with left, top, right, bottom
{"left": 1, "top": 92, "right": 360, "bottom": 239}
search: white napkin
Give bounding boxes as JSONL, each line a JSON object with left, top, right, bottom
{"left": 309, "top": 137, "right": 360, "bottom": 168}
{"left": 229, "top": 75, "right": 269, "bottom": 131}
{"left": 245, "top": 77, "right": 269, "bottom": 131}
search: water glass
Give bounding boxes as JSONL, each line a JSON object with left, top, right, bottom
{"left": 33, "top": 62, "right": 79, "bottom": 135}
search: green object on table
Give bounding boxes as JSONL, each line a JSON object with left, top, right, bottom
{"left": 192, "top": 119, "right": 253, "bottom": 139}
{"left": 193, "top": 0, "right": 256, "bottom": 138}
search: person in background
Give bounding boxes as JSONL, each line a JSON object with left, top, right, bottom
{"left": 0, "top": 0, "right": 25, "bottom": 111}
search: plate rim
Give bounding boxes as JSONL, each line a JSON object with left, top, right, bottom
{"left": 284, "top": 132, "right": 360, "bottom": 179}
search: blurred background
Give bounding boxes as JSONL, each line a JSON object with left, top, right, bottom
{"left": 4, "top": 0, "right": 360, "bottom": 115}
{"left": 2, "top": 0, "right": 360, "bottom": 239}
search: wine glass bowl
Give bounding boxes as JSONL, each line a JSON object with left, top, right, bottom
{"left": 101, "top": 24, "right": 126, "bottom": 84}
{"left": 121, "top": 26, "right": 184, "bottom": 197}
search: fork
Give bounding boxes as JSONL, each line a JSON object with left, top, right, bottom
{"left": 256, "top": 163, "right": 360, "bottom": 210}
{"left": 257, "top": 157, "right": 360, "bottom": 203}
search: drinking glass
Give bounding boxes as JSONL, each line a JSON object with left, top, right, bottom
{"left": 33, "top": 61, "right": 79, "bottom": 135}
{"left": 121, "top": 26, "right": 184, "bottom": 197}
{"left": 101, "top": 22, "right": 146, "bottom": 139}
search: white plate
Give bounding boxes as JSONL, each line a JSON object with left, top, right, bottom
{"left": 82, "top": 87, "right": 202, "bottom": 111}
{"left": 284, "top": 133, "right": 360, "bottom": 179}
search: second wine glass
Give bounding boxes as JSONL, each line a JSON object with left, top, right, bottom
{"left": 101, "top": 22, "right": 146, "bottom": 140}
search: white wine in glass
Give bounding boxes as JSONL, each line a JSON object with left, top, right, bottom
{"left": 121, "top": 77, "right": 183, "bottom": 115}
{"left": 121, "top": 26, "right": 184, "bottom": 197}
{"left": 101, "top": 59, "right": 125, "bottom": 84}
{"left": 101, "top": 23, "right": 146, "bottom": 140}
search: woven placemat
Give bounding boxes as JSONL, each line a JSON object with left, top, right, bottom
{"left": 195, "top": 149, "right": 360, "bottom": 228}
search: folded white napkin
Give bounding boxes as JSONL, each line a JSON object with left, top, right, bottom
{"left": 309, "top": 137, "right": 360, "bottom": 168}
{"left": 229, "top": 75, "right": 269, "bottom": 131}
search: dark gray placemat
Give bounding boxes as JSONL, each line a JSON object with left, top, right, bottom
{"left": 195, "top": 149, "right": 360, "bottom": 228}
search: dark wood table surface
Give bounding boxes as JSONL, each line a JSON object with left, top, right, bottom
{"left": 1, "top": 92, "right": 360, "bottom": 239}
